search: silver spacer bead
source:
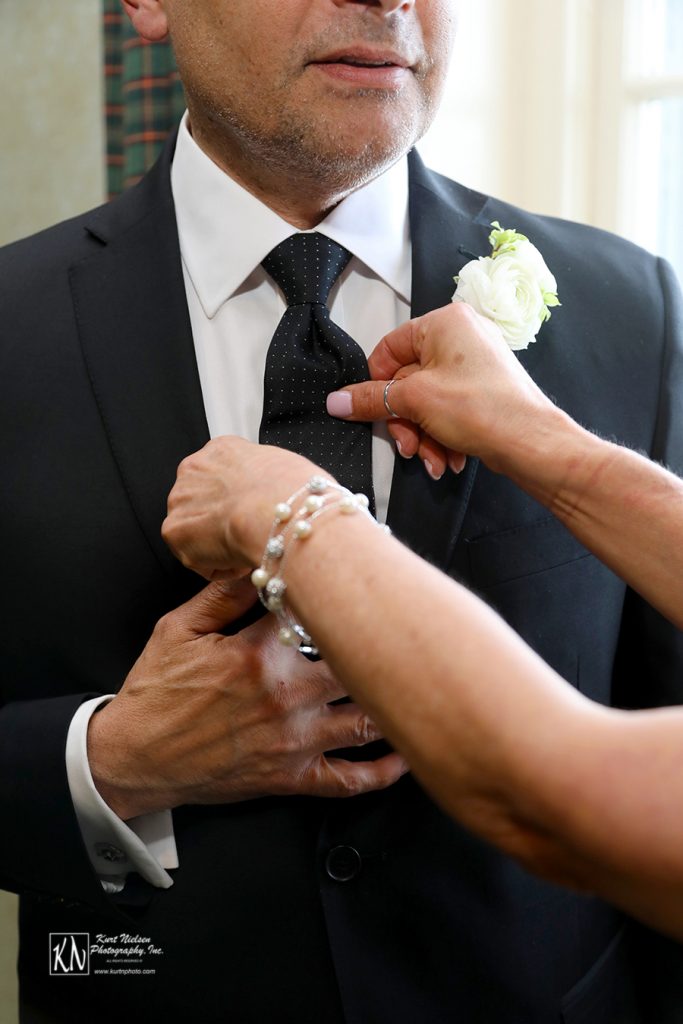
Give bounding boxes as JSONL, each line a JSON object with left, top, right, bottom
{"left": 292, "top": 624, "right": 313, "bottom": 645}
{"left": 265, "top": 576, "right": 287, "bottom": 599}
{"left": 297, "top": 642, "right": 319, "bottom": 656}
{"left": 308, "top": 475, "right": 328, "bottom": 495}
{"left": 265, "top": 535, "right": 285, "bottom": 559}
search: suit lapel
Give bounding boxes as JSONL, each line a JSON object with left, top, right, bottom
{"left": 386, "top": 151, "right": 491, "bottom": 569}
{"left": 70, "top": 138, "right": 210, "bottom": 580}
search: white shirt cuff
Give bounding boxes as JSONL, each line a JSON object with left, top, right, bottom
{"left": 66, "top": 696, "right": 178, "bottom": 892}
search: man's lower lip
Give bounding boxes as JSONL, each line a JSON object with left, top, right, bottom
{"left": 311, "top": 63, "right": 408, "bottom": 87}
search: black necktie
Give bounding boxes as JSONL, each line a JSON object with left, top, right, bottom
{"left": 259, "top": 232, "right": 376, "bottom": 513}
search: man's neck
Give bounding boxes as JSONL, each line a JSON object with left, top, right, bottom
{"left": 187, "top": 116, "right": 381, "bottom": 230}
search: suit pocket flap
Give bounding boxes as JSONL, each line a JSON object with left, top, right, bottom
{"left": 466, "top": 514, "right": 590, "bottom": 589}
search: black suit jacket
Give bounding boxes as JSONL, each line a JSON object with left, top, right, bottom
{"left": 2, "top": 139, "right": 683, "bottom": 1024}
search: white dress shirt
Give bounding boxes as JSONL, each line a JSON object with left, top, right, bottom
{"left": 66, "top": 112, "right": 412, "bottom": 891}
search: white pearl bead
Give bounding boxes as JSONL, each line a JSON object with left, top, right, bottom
{"left": 251, "top": 567, "right": 270, "bottom": 589}
{"left": 278, "top": 627, "right": 299, "bottom": 647}
{"left": 293, "top": 519, "right": 313, "bottom": 539}
{"left": 304, "top": 495, "right": 324, "bottom": 513}
{"left": 339, "top": 495, "right": 357, "bottom": 514}
{"left": 355, "top": 493, "right": 370, "bottom": 508}
{"left": 274, "top": 503, "right": 292, "bottom": 523}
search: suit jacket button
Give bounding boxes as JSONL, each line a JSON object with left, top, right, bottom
{"left": 325, "top": 845, "right": 362, "bottom": 882}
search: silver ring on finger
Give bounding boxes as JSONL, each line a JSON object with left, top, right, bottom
{"left": 383, "top": 379, "right": 400, "bottom": 419}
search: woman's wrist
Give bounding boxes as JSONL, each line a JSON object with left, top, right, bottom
{"left": 484, "top": 405, "right": 598, "bottom": 513}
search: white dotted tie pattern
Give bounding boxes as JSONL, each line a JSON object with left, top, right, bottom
{"left": 259, "top": 233, "right": 376, "bottom": 513}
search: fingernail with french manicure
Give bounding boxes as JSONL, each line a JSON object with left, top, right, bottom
{"left": 424, "top": 460, "right": 444, "bottom": 481}
{"left": 396, "top": 440, "right": 411, "bottom": 459}
{"left": 326, "top": 391, "right": 353, "bottom": 418}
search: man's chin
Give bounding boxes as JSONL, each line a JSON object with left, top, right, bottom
{"left": 278, "top": 82, "right": 424, "bottom": 167}
{"left": 286, "top": 140, "right": 407, "bottom": 197}
{"left": 290, "top": 117, "right": 420, "bottom": 186}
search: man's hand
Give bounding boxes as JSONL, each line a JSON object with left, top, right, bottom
{"left": 88, "top": 580, "right": 407, "bottom": 820}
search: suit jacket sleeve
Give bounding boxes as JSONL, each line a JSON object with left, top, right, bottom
{"left": 0, "top": 693, "right": 120, "bottom": 915}
{"left": 0, "top": 217, "right": 167, "bottom": 918}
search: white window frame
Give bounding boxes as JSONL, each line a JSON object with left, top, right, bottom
{"left": 422, "top": 0, "right": 682, "bottom": 274}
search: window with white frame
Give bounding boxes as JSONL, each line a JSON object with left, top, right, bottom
{"left": 621, "top": 0, "right": 683, "bottom": 280}
{"left": 420, "top": 0, "right": 683, "bottom": 283}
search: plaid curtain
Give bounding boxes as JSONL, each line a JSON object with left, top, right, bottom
{"left": 103, "top": 0, "right": 185, "bottom": 198}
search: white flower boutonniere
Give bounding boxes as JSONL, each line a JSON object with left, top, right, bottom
{"left": 452, "top": 222, "right": 561, "bottom": 351}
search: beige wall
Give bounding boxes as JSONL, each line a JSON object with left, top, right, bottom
{"left": 0, "top": 892, "right": 18, "bottom": 1024}
{"left": 0, "top": 0, "right": 105, "bottom": 246}
{"left": 0, "top": 5, "right": 104, "bottom": 1019}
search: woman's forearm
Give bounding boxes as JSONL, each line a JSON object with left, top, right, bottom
{"left": 165, "top": 435, "right": 683, "bottom": 938}
{"left": 490, "top": 408, "right": 683, "bottom": 629}
{"left": 249, "top": 508, "right": 683, "bottom": 939}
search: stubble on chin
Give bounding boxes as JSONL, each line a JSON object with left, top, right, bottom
{"left": 260, "top": 99, "right": 417, "bottom": 189}
{"left": 198, "top": 82, "right": 433, "bottom": 206}
{"left": 189, "top": 17, "right": 442, "bottom": 202}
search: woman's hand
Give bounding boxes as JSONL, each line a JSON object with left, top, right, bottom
{"left": 327, "top": 302, "right": 558, "bottom": 480}
{"left": 163, "top": 437, "right": 323, "bottom": 579}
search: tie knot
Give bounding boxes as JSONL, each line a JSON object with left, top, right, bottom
{"left": 262, "top": 233, "right": 352, "bottom": 307}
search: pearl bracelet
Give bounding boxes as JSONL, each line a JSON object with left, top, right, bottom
{"left": 250, "top": 475, "right": 389, "bottom": 655}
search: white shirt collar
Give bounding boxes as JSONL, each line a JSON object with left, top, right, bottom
{"left": 171, "top": 112, "right": 411, "bottom": 319}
